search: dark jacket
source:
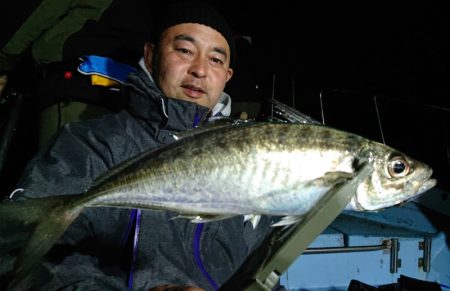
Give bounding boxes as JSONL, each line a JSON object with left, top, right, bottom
{"left": 9, "top": 68, "right": 271, "bottom": 290}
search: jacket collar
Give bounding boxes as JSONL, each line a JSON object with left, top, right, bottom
{"left": 124, "top": 66, "right": 210, "bottom": 132}
{"left": 136, "top": 57, "right": 231, "bottom": 121}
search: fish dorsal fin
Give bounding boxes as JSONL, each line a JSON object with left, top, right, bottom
{"left": 171, "top": 118, "right": 250, "bottom": 141}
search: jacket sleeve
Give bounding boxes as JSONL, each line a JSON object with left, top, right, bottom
{"left": 13, "top": 120, "right": 118, "bottom": 200}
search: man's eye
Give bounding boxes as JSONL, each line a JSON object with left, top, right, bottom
{"left": 211, "top": 57, "right": 224, "bottom": 65}
{"left": 177, "top": 48, "right": 192, "bottom": 54}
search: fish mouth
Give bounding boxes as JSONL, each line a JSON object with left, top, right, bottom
{"left": 397, "top": 179, "right": 437, "bottom": 205}
{"left": 397, "top": 178, "right": 437, "bottom": 206}
{"left": 417, "top": 178, "right": 437, "bottom": 194}
{"left": 355, "top": 175, "right": 437, "bottom": 212}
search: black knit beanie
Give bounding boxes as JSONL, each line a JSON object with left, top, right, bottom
{"left": 151, "top": 0, "right": 236, "bottom": 68}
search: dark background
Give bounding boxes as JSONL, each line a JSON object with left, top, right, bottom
{"left": 221, "top": 1, "right": 449, "bottom": 108}
{"left": 3, "top": 1, "right": 448, "bottom": 108}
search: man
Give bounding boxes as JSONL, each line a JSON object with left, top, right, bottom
{"left": 3, "top": 1, "right": 271, "bottom": 290}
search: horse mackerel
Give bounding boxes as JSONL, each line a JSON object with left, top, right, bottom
{"left": 0, "top": 122, "right": 436, "bottom": 290}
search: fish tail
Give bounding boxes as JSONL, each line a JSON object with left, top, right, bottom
{"left": 1, "top": 196, "right": 83, "bottom": 290}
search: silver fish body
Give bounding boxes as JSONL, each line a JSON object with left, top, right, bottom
{"left": 82, "top": 122, "right": 435, "bottom": 218}
{"left": 0, "top": 122, "right": 437, "bottom": 290}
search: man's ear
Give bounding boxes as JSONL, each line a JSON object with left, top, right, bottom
{"left": 143, "top": 43, "right": 155, "bottom": 72}
{"left": 226, "top": 68, "right": 233, "bottom": 83}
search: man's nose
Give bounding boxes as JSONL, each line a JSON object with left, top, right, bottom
{"left": 188, "top": 57, "right": 207, "bottom": 78}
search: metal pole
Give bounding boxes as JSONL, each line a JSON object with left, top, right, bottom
{"left": 304, "top": 241, "right": 390, "bottom": 254}
{"left": 390, "top": 238, "right": 399, "bottom": 273}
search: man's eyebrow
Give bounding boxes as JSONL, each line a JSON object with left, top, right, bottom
{"left": 174, "top": 34, "right": 195, "bottom": 43}
{"left": 174, "top": 34, "right": 228, "bottom": 60}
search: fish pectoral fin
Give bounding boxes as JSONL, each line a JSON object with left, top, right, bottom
{"left": 271, "top": 215, "right": 304, "bottom": 227}
{"left": 243, "top": 214, "right": 261, "bottom": 229}
{"left": 171, "top": 214, "right": 233, "bottom": 223}
{"left": 268, "top": 172, "right": 355, "bottom": 228}
{"left": 319, "top": 171, "right": 354, "bottom": 187}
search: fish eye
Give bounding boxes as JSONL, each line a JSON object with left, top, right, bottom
{"left": 387, "top": 156, "right": 410, "bottom": 178}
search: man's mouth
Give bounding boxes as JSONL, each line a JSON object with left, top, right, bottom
{"left": 181, "top": 85, "right": 206, "bottom": 98}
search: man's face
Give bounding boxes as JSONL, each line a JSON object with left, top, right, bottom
{"left": 144, "top": 23, "right": 233, "bottom": 110}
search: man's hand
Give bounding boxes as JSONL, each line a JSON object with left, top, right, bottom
{"left": 0, "top": 75, "right": 7, "bottom": 96}
{"left": 148, "top": 285, "right": 205, "bottom": 291}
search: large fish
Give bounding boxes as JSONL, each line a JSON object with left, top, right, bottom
{"left": 0, "top": 122, "right": 436, "bottom": 289}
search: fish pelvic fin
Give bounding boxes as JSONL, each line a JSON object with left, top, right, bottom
{"left": 4, "top": 196, "right": 84, "bottom": 291}
{"left": 171, "top": 214, "right": 234, "bottom": 223}
{"left": 243, "top": 214, "right": 261, "bottom": 229}
{"left": 271, "top": 215, "right": 304, "bottom": 227}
